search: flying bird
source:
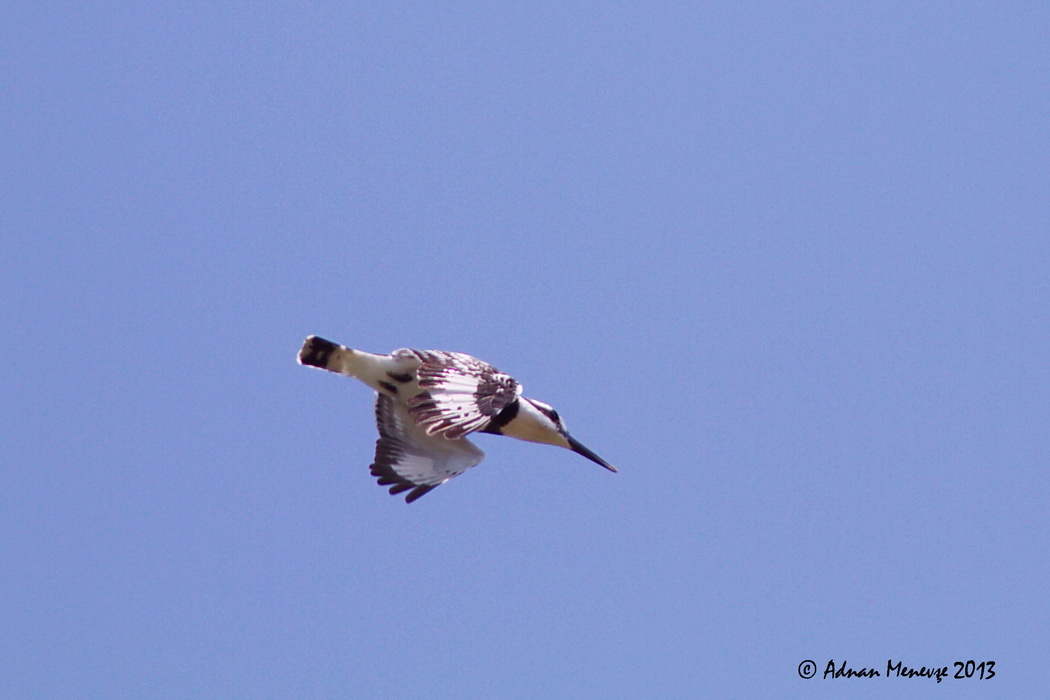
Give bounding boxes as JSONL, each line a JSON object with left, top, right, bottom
{"left": 297, "top": 335, "right": 617, "bottom": 503}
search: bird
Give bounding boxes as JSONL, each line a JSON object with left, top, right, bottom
{"left": 297, "top": 335, "right": 617, "bottom": 503}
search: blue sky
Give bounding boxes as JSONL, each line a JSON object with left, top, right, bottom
{"left": 3, "top": 2, "right": 1048, "bottom": 697}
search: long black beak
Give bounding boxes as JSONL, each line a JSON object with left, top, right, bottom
{"left": 567, "top": 435, "right": 618, "bottom": 473}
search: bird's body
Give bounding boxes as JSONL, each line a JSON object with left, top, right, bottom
{"left": 297, "top": 335, "right": 616, "bottom": 503}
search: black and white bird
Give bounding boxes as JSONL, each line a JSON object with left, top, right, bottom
{"left": 297, "top": 335, "right": 617, "bottom": 503}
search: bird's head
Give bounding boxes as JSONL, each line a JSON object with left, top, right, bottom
{"left": 511, "top": 398, "right": 617, "bottom": 473}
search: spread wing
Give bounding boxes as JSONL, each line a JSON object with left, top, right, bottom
{"left": 370, "top": 393, "right": 485, "bottom": 503}
{"left": 406, "top": 350, "right": 521, "bottom": 439}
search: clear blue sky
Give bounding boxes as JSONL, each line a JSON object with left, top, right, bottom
{"left": 3, "top": 2, "right": 1048, "bottom": 698}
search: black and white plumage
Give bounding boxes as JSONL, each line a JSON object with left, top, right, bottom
{"left": 297, "top": 335, "right": 616, "bottom": 503}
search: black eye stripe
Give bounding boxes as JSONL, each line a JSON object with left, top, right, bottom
{"left": 527, "top": 399, "right": 561, "bottom": 423}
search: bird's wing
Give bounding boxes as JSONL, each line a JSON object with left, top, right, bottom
{"left": 370, "top": 392, "right": 485, "bottom": 503}
{"left": 406, "top": 350, "right": 521, "bottom": 439}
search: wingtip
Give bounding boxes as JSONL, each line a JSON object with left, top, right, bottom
{"left": 404, "top": 485, "right": 437, "bottom": 503}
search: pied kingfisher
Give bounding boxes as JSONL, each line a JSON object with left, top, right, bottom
{"left": 297, "top": 336, "right": 617, "bottom": 503}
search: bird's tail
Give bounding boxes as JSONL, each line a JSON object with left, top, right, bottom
{"left": 297, "top": 335, "right": 357, "bottom": 377}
